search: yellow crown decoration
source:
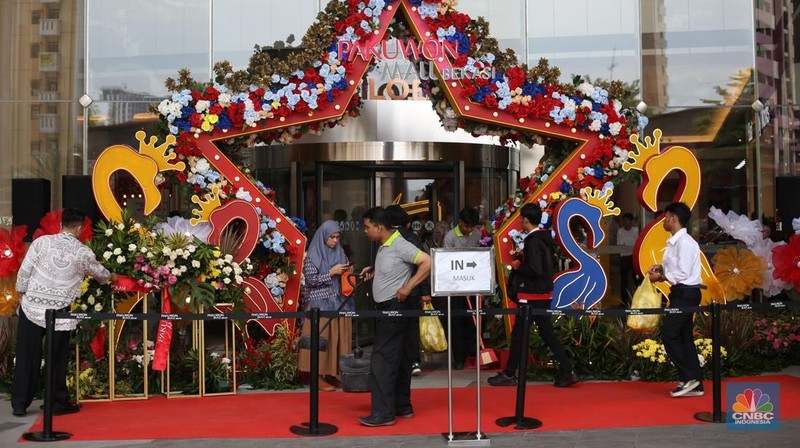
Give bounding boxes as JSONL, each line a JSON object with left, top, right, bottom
{"left": 190, "top": 185, "right": 222, "bottom": 225}
{"left": 623, "top": 129, "right": 662, "bottom": 172}
{"left": 582, "top": 187, "right": 621, "bottom": 217}
{"left": 135, "top": 131, "right": 186, "bottom": 173}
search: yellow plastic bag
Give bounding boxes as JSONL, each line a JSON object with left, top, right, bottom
{"left": 627, "top": 277, "right": 662, "bottom": 332}
{"left": 420, "top": 302, "right": 448, "bottom": 352}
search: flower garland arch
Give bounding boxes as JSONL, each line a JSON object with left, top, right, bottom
{"left": 149, "top": 0, "right": 646, "bottom": 316}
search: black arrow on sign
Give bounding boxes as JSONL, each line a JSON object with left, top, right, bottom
{"left": 466, "top": 261, "right": 477, "bottom": 268}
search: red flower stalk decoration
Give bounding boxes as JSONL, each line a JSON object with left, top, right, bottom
{"left": 772, "top": 234, "right": 800, "bottom": 290}
{"left": 0, "top": 225, "right": 28, "bottom": 278}
{"left": 32, "top": 209, "right": 93, "bottom": 243}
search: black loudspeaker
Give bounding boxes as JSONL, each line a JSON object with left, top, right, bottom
{"left": 62, "top": 175, "right": 100, "bottom": 225}
{"left": 775, "top": 176, "right": 800, "bottom": 232}
{"left": 12, "top": 178, "right": 51, "bottom": 242}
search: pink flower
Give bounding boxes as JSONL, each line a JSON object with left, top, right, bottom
{"left": 80, "top": 360, "right": 89, "bottom": 370}
{"left": 168, "top": 275, "right": 177, "bottom": 285}
{"left": 160, "top": 266, "right": 170, "bottom": 275}
{"left": 134, "top": 263, "right": 141, "bottom": 270}
{"left": 216, "top": 281, "right": 223, "bottom": 289}
{"left": 754, "top": 334, "right": 762, "bottom": 341}
{"left": 116, "top": 353, "right": 125, "bottom": 362}
{"left": 137, "top": 279, "right": 145, "bottom": 286}
{"left": 773, "top": 341, "right": 781, "bottom": 350}
{"left": 767, "top": 334, "right": 774, "bottom": 341}
{"left": 145, "top": 282, "right": 153, "bottom": 289}
{"left": 136, "top": 255, "right": 144, "bottom": 263}
{"left": 128, "top": 340, "right": 138, "bottom": 350}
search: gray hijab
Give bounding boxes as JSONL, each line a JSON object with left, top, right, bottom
{"left": 308, "top": 220, "right": 348, "bottom": 295}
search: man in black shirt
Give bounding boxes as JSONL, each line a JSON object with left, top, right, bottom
{"left": 488, "top": 203, "right": 577, "bottom": 388}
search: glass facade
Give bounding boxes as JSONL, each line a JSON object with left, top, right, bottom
{"left": 1, "top": 0, "right": 798, "bottom": 234}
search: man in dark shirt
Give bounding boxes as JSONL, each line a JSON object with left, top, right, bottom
{"left": 488, "top": 203, "right": 577, "bottom": 388}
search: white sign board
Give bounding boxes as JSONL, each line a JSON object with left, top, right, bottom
{"left": 430, "top": 248, "right": 495, "bottom": 296}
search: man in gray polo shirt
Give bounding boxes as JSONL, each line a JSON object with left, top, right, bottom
{"left": 442, "top": 207, "right": 481, "bottom": 369}
{"left": 357, "top": 207, "right": 431, "bottom": 427}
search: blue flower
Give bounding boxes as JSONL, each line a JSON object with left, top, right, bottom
{"left": 560, "top": 180, "right": 572, "bottom": 194}
{"left": 271, "top": 286, "right": 284, "bottom": 297}
{"left": 291, "top": 217, "right": 307, "bottom": 233}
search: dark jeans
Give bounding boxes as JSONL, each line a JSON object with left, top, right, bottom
{"left": 11, "top": 308, "right": 71, "bottom": 411}
{"left": 504, "top": 302, "right": 572, "bottom": 377}
{"left": 404, "top": 295, "right": 421, "bottom": 365}
{"left": 662, "top": 288, "right": 702, "bottom": 383}
{"left": 369, "top": 298, "right": 413, "bottom": 419}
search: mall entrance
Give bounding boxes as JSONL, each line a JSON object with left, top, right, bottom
{"left": 250, "top": 141, "right": 513, "bottom": 343}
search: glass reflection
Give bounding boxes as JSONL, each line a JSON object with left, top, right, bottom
{"left": 458, "top": 0, "right": 525, "bottom": 58}
{"left": 212, "top": 0, "right": 319, "bottom": 70}
{"left": 88, "top": 0, "right": 210, "bottom": 98}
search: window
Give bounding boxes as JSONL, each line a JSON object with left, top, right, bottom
{"left": 30, "top": 79, "right": 40, "bottom": 95}
{"left": 31, "top": 105, "right": 40, "bottom": 120}
{"left": 31, "top": 11, "right": 40, "bottom": 25}
{"left": 45, "top": 41, "right": 59, "bottom": 53}
{"left": 30, "top": 43, "right": 39, "bottom": 58}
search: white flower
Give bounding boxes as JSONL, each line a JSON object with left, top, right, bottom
{"left": 191, "top": 260, "right": 201, "bottom": 268}
{"left": 210, "top": 352, "right": 220, "bottom": 358}
{"left": 223, "top": 266, "right": 233, "bottom": 275}
{"left": 223, "top": 277, "right": 231, "bottom": 285}
{"left": 128, "top": 244, "right": 137, "bottom": 252}
{"left": 87, "top": 295, "right": 95, "bottom": 305}
{"left": 608, "top": 122, "right": 623, "bottom": 136}
{"left": 195, "top": 100, "right": 210, "bottom": 114}
{"left": 116, "top": 223, "right": 125, "bottom": 231}
{"left": 577, "top": 82, "right": 595, "bottom": 96}
{"left": 187, "top": 245, "right": 196, "bottom": 253}
{"left": 113, "top": 248, "right": 122, "bottom": 255}
{"left": 133, "top": 223, "right": 141, "bottom": 230}
{"left": 105, "top": 229, "right": 113, "bottom": 236}
{"left": 194, "top": 158, "right": 211, "bottom": 174}
{"left": 107, "top": 243, "right": 113, "bottom": 249}
{"left": 589, "top": 119, "right": 602, "bottom": 132}
{"left": 244, "top": 287, "right": 251, "bottom": 294}
{"left": 103, "top": 251, "right": 112, "bottom": 260}
{"left": 176, "top": 248, "right": 184, "bottom": 256}
{"left": 224, "top": 254, "right": 233, "bottom": 262}
{"left": 81, "top": 304, "right": 88, "bottom": 311}
{"left": 221, "top": 357, "right": 231, "bottom": 364}
{"left": 162, "top": 247, "right": 171, "bottom": 255}
{"left": 171, "top": 268, "right": 181, "bottom": 276}
{"left": 180, "top": 266, "right": 187, "bottom": 273}
{"left": 94, "top": 303, "right": 103, "bottom": 312}
{"left": 116, "top": 256, "right": 126, "bottom": 264}
{"left": 235, "top": 275, "right": 243, "bottom": 284}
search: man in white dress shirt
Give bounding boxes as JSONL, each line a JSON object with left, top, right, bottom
{"left": 647, "top": 202, "right": 704, "bottom": 398}
{"left": 11, "top": 208, "right": 117, "bottom": 417}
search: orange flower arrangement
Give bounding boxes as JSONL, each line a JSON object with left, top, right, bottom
{"left": 711, "top": 247, "right": 767, "bottom": 300}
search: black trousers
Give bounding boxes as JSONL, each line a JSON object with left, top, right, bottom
{"left": 404, "top": 295, "right": 421, "bottom": 365}
{"left": 433, "top": 296, "right": 475, "bottom": 363}
{"left": 369, "top": 298, "right": 413, "bottom": 419}
{"left": 620, "top": 255, "right": 635, "bottom": 306}
{"left": 504, "top": 302, "right": 572, "bottom": 377}
{"left": 662, "top": 288, "right": 702, "bottom": 383}
{"left": 11, "top": 308, "right": 71, "bottom": 411}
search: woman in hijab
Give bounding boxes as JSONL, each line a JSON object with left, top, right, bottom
{"left": 298, "top": 220, "right": 353, "bottom": 391}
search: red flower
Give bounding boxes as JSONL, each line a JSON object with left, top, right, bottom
{"left": 33, "top": 209, "right": 93, "bottom": 243}
{"left": 482, "top": 95, "right": 498, "bottom": 108}
{"left": 772, "top": 234, "right": 800, "bottom": 290}
{"left": 506, "top": 67, "right": 526, "bottom": 91}
{"left": 0, "top": 225, "right": 27, "bottom": 277}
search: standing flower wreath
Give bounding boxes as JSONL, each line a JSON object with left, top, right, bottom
{"left": 772, "top": 234, "right": 800, "bottom": 290}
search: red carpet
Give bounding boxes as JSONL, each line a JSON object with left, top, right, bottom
{"left": 24, "top": 375, "right": 800, "bottom": 441}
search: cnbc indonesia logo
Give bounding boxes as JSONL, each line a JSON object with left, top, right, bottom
{"left": 729, "top": 386, "right": 779, "bottom": 430}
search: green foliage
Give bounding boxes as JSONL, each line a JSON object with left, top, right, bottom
{"left": 238, "top": 325, "right": 300, "bottom": 390}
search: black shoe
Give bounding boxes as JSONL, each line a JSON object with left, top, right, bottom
{"left": 358, "top": 415, "right": 396, "bottom": 427}
{"left": 670, "top": 379, "right": 700, "bottom": 397}
{"left": 395, "top": 406, "right": 414, "bottom": 418}
{"left": 411, "top": 362, "right": 422, "bottom": 376}
{"left": 12, "top": 408, "right": 26, "bottom": 417}
{"left": 53, "top": 403, "right": 81, "bottom": 416}
{"left": 554, "top": 371, "right": 578, "bottom": 388}
{"left": 453, "top": 360, "right": 465, "bottom": 370}
{"left": 487, "top": 372, "right": 517, "bottom": 386}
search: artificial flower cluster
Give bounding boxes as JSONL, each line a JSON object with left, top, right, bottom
{"left": 86, "top": 213, "right": 253, "bottom": 310}
{"left": 632, "top": 339, "right": 668, "bottom": 364}
{"left": 264, "top": 271, "right": 290, "bottom": 305}
{"left": 753, "top": 316, "right": 800, "bottom": 353}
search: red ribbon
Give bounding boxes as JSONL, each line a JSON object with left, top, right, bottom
{"left": 152, "top": 289, "right": 173, "bottom": 371}
{"left": 89, "top": 325, "right": 106, "bottom": 360}
{"left": 111, "top": 275, "right": 149, "bottom": 293}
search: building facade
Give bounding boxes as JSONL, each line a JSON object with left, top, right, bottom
{"left": 0, "top": 0, "right": 798, "bottom": 243}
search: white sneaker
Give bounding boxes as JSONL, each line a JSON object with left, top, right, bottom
{"left": 683, "top": 389, "right": 705, "bottom": 397}
{"left": 670, "top": 379, "right": 700, "bottom": 397}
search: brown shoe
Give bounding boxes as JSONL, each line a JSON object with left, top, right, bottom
{"left": 318, "top": 377, "right": 335, "bottom": 392}
{"left": 325, "top": 376, "right": 342, "bottom": 388}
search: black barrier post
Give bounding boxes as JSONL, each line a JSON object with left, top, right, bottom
{"left": 496, "top": 304, "right": 543, "bottom": 430}
{"left": 695, "top": 302, "right": 726, "bottom": 423}
{"left": 23, "top": 309, "right": 72, "bottom": 442}
{"left": 290, "top": 308, "right": 337, "bottom": 436}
